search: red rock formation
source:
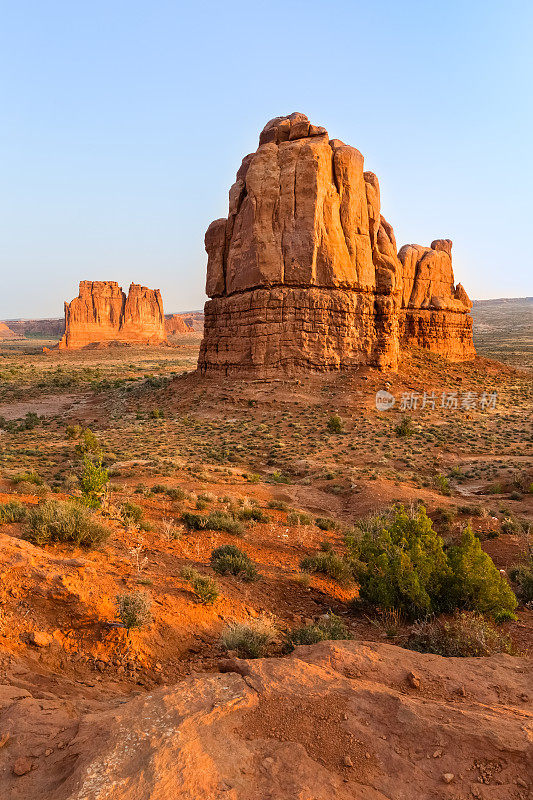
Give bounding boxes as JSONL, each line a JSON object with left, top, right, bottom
{"left": 58, "top": 281, "right": 166, "bottom": 349}
{"left": 165, "top": 313, "right": 194, "bottom": 335}
{"left": 0, "top": 322, "right": 23, "bottom": 340}
{"left": 199, "top": 113, "right": 475, "bottom": 374}
{"left": 0, "top": 640, "right": 530, "bottom": 799}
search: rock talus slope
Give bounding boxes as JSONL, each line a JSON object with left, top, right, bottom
{"left": 0, "top": 641, "right": 530, "bottom": 799}
{"left": 58, "top": 281, "right": 166, "bottom": 349}
{"left": 199, "top": 113, "right": 475, "bottom": 374}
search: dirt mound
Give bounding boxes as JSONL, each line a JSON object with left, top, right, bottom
{"left": 0, "top": 640, "right": 530, "bottom": 799}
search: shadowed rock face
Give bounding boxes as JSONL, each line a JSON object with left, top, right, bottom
{"left": 58, "top": 281, "right": 166, "bottom": 349}
{"left": 199, "top": 113, "right": 475, "bottom": 374}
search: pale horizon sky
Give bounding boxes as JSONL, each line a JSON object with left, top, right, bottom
{"left": 1, "top": 0, "right": 532, "bottom": 319}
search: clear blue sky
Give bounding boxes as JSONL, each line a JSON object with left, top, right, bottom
{"left": 1, "top": 0, "right": 532, "bottom": 318}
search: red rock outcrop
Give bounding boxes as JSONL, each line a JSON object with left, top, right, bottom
{"left": 0, "top": 322, "right": 23, "bottom": 340}
{"left": 199, "top": 113, "right": 475, "bottom": 374}
{"left": 165, "top": 313, "right": 194, "bottom": 335}
{"left": 57, "top": 281, "right": 166, "bottom": 349}
{"left": 0, "top": 640, "right": 530, "bottom": 799}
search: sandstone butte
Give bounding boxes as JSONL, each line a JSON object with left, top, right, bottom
{"left": 165, "top": 313, "right": 194, "bottom": 335}
{"left": 57, "top": 281, "right": 167, "bottom": 350}
{"left": 199, "top": 113, "right": 476, "bottom": 374}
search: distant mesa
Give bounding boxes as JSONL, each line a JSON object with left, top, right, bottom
{"left": 199, "top": 112, "right": 475, "bottom": 374}
{"left": 57, "top": 281, "right": 167, "bottom": 350}
{"left": 5, "top": 318, "right": 65, "bottom": 338}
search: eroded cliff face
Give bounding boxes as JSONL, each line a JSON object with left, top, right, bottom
{"left": 199, "top": 113, "right": 475, "bottom": 374}
{"left": 58, "top": 281, "right": 166, "bottom": 349}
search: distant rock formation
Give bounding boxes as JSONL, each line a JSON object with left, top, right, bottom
{"left": 165, "top": 314, "right": 194, "bottom": 335}
{"left": 199, "top": 113, "right": 475, "bottom": 374}
{"left": 0, "top": 322, "right": 23, "bottom": 340}
{"left": 4, "top": 319, "right": 65, "bottom": 338}
{"left": 58, "top": 281, "right": 167, "bottom": 349}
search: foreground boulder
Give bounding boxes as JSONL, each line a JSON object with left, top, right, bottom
{"left": 57, "top": 281, "right": 167, "bottom": 349}
{"left": 199, "top": 113, "right": 475, "bottom": 374}
{"left": 0, "top": 641, "right": 530, "bottom": 799}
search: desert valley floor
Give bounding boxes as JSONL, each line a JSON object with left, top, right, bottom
{"left": 0, "top": 324, "right": 531, "bottom": 799}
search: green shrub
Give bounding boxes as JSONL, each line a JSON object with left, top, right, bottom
{"left": 435, "top": 474, "right": 451, "bottom": 496}
{"left": 237, "top": 507, "right": 270, "bottom": 523}
{"left": 181, "top": 566, "right": 219, "bottom": 604}
{"left": 407, "top": 611, "right": 514, "bottom": 657}
{"left": 210, "top": 544, "right": 259, "bottom": 582}
{"left": 267, "top": 500, "right": 289, "bottom": 511}
{"left": 315, "top": 516, "right": 337, "bottom": 531}
{"left": 508, "top": 557, "right": 533, "bottom": 603}
{"left": 349, "top": 506, "right": 517, "bottom": 620}
{"left": 24, "top": 500, "right": 110, "bottom": 548}
{"left": 0, "top": 501, "right": 27, "bottom": 524}
{"left": 75, "top": 428, "right": 102, "bottom": 457}
{"left": 327, "top": 414, "right": 343, "bottom": 434}
{"left": 444, "top": 527, "right": 517, "bottom": 619}
{"left": 287, "top": 511, "right": 312, "bottom": 526}
{"left": 395, "top": 416, "right": 414, "bottom": 437}
{"left": 120, "top": 501, "right": 143, "bottom": 525}
{"left": 285, "top": 614, "right": 350, "bottom": 650}
{"left": 349, "top": 505, "right": 452, "bottom": 618}
{"left": 115, "top": 591, "right": 151, "bottom": 632}
{"left": 300, "top": 551, "right": 353, "bottom": 585}
{"left": 12, "top": 470, "right": 43, "bottom": 486}
{"left": 221, "top": 617, "right": 275, "bottom": 658}
{"left": 79, "top": 456, "right": 109, "bottom": 508}
{"left": 66, "top": 424, "right": 82, "bottom": 440}
{"left": 166, "top": 487, "right": 186, "bottom": 501}
{"left": 268, "top": 471, "right": 291, "bottom": 484}
{"left": 181, "top": 511, "right": 244, "bottom": 536}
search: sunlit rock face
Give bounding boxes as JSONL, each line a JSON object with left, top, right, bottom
{"left": 198, "top": 113, "right": 475, "bottom": 374}
{"left": 58, "top": 281, "right": 166, "bottom": 349}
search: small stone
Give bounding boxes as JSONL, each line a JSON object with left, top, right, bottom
{"left": 517, "top": 778, "right": 528, "bottom": 789}
{"left": 433, "top": 749, "right": 443, "bottom": 758}
{"left": 442, "top": 773, "right": 454, "bottom": 784}
{"left": 29, "top": 631, "right": 52, "bottom": 647}
{"left": 407, "top": 671, "right": 421, "bottom": 689}
{"left": 0, "top": 732, "right": 10, "bottom": 748}
{"left": 342, "top": 755, "right": 353, "bottom": 767}
{"left": 13, "top": 757, "right": 33, "bottom": 776}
